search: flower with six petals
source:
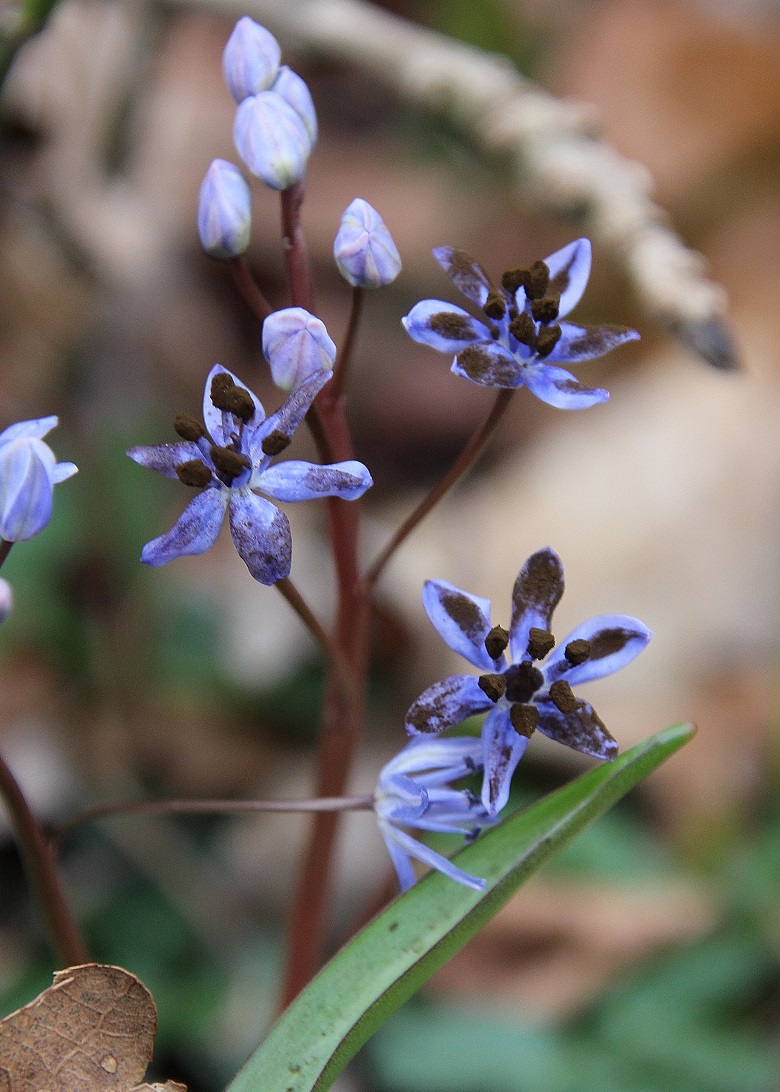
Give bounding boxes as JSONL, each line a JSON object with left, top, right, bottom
{"left": 405, "top": 548, "right": 651, "bottom": 814}
{"left": 0, "top": 417, "right": 77, "bottom": 542}
{"left": 402, "top": 239, "right": 639, "bottom": 409}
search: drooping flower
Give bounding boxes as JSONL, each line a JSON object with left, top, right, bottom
{"left": 197, "top": 159, "right": 252, "bottom": 259}
{"left": 374, "top": 735, "right": 494, "bottom": 892}
{"left": 334, "top": 198, "right": 402, "bottom": 288}
{"left": 127, "top": 366, "right": 372, "bottom": 584}
{"left": 0, "top": 417, "right": 77, "bottom": 542}
{"left": 406, "top": 548, "right": 651, "bottom": 814}
{"left": 261, "top": 307, "right": 337, "bottom": 391}
{"left": 402, "top": 239, "right": 639, "bottom": 409}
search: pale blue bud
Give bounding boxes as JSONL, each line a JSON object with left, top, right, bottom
{"left": 223, "top": 17, "right": 281, "bottom": 103}
{"left": 334, "top": 198, "right": 402, "bottom": 287}
{"left": 272, "top": 65, "right": 317, "bottom": 145}
{"left": 0, "top": 579, "right": 12, "bottom": 622}
{"left": 197, "top": 159, "right": 252, "bottom": 258}
{"left": 0, "top": 417, "right": 77, "bottom": 542}
{"left": 233, "top": 92, "right": 313, "bottom": 191}
{"left": 262, "top": 307, "right": 337, "bottom": 391}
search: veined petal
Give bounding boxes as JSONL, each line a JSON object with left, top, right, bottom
{"left": 141, "top": 488, "right": 227, "bottom": 566}
{"left": 524, "top": 362, "right": 609, "bottom": 410}
{"left": 380, "top": 735, "right": 483, "bottom": 786}
{"left": 480, "top": 705, "right": 529, "bottom": 815}
{"left": 233, "top": 91, "right": 312, "bottom": 190}
{"left": 380, "top": 822, "right": 486, "bottom": 892}
{"left": 378, "top": 823, "right": 419, "bottom": 893}
{"left": 251, "top": 368, "right": 331, "bottom": 463}
{"left": 406, "top": 674, "right": 492, "bottom": 736}
{"left": 203, "top": 363, "right": 265, "bottom": 446}
{"left": 536, "top": 696, "right": 617, "bottom": 760}
{"left": 402, "top": 300, "right": 491, "bottom": 355}
{"left": 0, "top": 416, "right": 58, "bottom": 445}
{"left": 545, "top": 322, "right": 640, "bottom": 364}
{"left": 544, "top": 615, "right": 651, "bottom": 686}
{"left": 509, "top": 548, "right": 565, "bottom": 663}
{"left": 0, "top": 444, "right": 53, "bottom": 541}
{"left": 261, "top": 307, "right": 336, "bottom": 392}
{"left": 228, "top": 492, "right": 291, "bottom": 584}
{"left": 271, "top": 65, "right": 317, "bottom": 144}
{"left": 422, "top": 579, "right": 499, "bottom": 670}
{"left": 544, "top": 238, "right": 591, "bottom": 318}
{"left": 433, "top": 246, "right": 494, "bottom": 308}
{"left": 257, "top": 459, "right": 372, "bottom": 501}
{"left": 452, "top": 343, "right": 525, "bottom": 388}
{"left": 127, "top": 441, "right": 203, "bottom": 480}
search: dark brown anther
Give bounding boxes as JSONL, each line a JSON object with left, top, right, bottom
{"left": 504, "top": 660, "right": 543, "bottom": 703}
{"left": 509, "top": 311, "right": 536, "bottom": 348}
{"left": 478, "top": 673, "right": 507, "bottom": 703}
{"left": 173, "top": 413, "right": 208, "bottom": 442}
{"left": 482, "top": 289, "right": 506, "bottom": 321}
{"left": 261, "top": 429, "right": 292, "bottom": 457}
{"left": 535, "top": 324, "right": 562, "bottom": 358}
{"left": 484, "top": 624, "right": 509, "bottom": 660}
{"left": 501, "top": 268, "right": 525, "bottom": 295}
{"left": 176, "top": 459, "right": 212, "bottom": 488}
{"left": 509, "top": 702, "right": 539, "bottom": 738}
{"left": 525, "top": 260, "right": 550, "bottom": 300}
{"left": 210, "top": 373, "right": 254, "bottom": 422}
{"left": 210, "top": 445, "right": 251, "bottom": 479}
{"left": 565, "top": 639, "right": 591, "bottom": 666}
{"left": 531, "top": 295, "right": 560, "bottom": 324}
{"left": 549, "top": 679, "right": 579, "bottom": 714}
{"left": 527, "top": 628, "right": 555, "bottom": 660}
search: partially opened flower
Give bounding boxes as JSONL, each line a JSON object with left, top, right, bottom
{"left": 334, "top": 198, "right": 402, "bottom": 288}
{"left": 402, "top": 239, "right": 639, "bottom": 409}
{"left": 0, "top": 417, "right": 77, "bottom": 542}
{"left": 262, "top": 307, "right": 337, "bottom": 391}
{"left": 406, "top": 548, "right": 651, "bottom": 814}
{"left": 375, "top": 735, "right": 494, "bottom": 892}
{"left": 128, "top": 366, "right": 372, "bottom": 584}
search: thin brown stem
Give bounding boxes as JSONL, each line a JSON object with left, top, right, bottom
{"left": 280, "top": 180, "right": 313, "bottom": 311}
{"left": 366, "top": 388, "right": 514, "bottom": 588}
{"left": 228, "top": 255, "right": 274, "bottom": 322}
{"left": 53, "top": 794, "right": 374, "bottom": 844}
{"left": 0, "top": 752, "right": 87, "bottom": 967}
{"left": 329, "top": 286, "right": 364, "bottom": 402}
{"left": 0, "top": 540, "right": 13, "bottom": 571}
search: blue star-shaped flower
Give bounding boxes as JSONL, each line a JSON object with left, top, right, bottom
{"left": 128, "top": 365, "right": 372, "bottom": 584}
{"left": 374, "top": 735, "right": 494, "bottom": 892}
{"left": 402, "top": 239, "right": 639, "bottom": 409}
{"left": 405, "top": 548, "right": 651, "bottom": 814}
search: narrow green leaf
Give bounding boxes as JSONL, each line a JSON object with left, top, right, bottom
{"left": 226, "top": 723, "right": 695, "bottom": 1092}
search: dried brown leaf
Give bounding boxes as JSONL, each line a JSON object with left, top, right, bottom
{"left": 0, "top": 963, "right": 157, "bottom": 1092}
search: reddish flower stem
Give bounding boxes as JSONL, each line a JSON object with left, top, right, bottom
{"left": 329, "top": 286, "right": 364, "bottom": 402}
{"left": 280, "top": 181, "right": 313, "bottom": 313}
{"left": 228, "top": 255, "right": 274, "bottom": 323}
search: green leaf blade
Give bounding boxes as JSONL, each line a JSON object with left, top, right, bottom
{"left": 226, "top": 723, "right": 695, "bottom": 1092}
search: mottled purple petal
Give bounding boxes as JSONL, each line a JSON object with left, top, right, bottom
{"left": 380, "top": 822, "right": 486, "bottom": 891}
{"left": 257, "top": 459, "right": 372, "bottom": 501}
{"left": 524, "top": 362, "right": 609, "bottom": 409}
{"left": 141, "top": 488, "right": 227, "bottom": 566}
{"left": 452, "top": 343, "right": 525, "bottom": 388}
{"left": 544, "top": 238, "right": 591, "bottom": 318}
{"left": 203, "top": 364, "right": 264, "bottom": 446}
{"left": 422, "top": 579, "right": 499, "bottom": 670}
{"left": 0, "top": 416, "right": 58, "bottom": 444}
{"left": 251, "top": 369, "right": 331, "bottom": 463}
{"left": 227, "top": 492, "right": 291, "bottom": 584}
{"left": 406, "top": 674, "right": 492, "bottom": 736}
{"left": 545, "top": 322, "right": 640, "bottom": 364}
{"left": 402, "top": 300, "right": 491, "bottom": 354}
{"left": 536, "top": 696, "right": 618, "bottom": 760}
{"left": 480, "top": 705, "right": 529, "bottom": 815}
{"left": 127, "top": 441, "right": 203, "bottom": 480}
{"left": 544, "top": 615, "right": 651, "bottom": 686}
{"left": 433, "top": 246, "right": 494, "bottom": 308}
{"left": 509, "top": 548, "right": 565, "bottom": 662}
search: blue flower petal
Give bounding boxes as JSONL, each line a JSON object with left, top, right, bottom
{"left": 257, "top": 459, "right": 372, "bottom": 501}
{"left": 127, "top": 441, "right": 203, "bottom": 480}
{"left": 536, "top": 697, "right": 618, "bottom": 760}
{"left": 227, "top": 492, "right": 291, "bottom": 584}
{"left": 52, "top": 462, "right": 78, "bottom": 483}
{"left": 422, "top": 579, "right": 500, "bottom": 670}
{"left": 509, "top": 548, "right": 565, "bottom": 663}
{"left": 433, "top": 246, "right": 493, "bottom": 308}
{"left": 377, "top": 822, "right": 422, "bottom": 892}
{"left": 141, "top": 488, "right": 227, "bottom": 566}
{"left": 0, "top": 416, "right": 58, "bottom": 444}
{"left": 380, "top": 821, "right": 486, "bottom": 891}
{"left": 402, "top": 300, "right": 491, "bottom": 354}
{"left": 250, "top": 368, "right": 331, "bottom": 464}
{"left": 544, "top": 238, "right": 591, "bottom": 318}
{"left": 480, "top": 705, "right": 529, "bottom": 815}
{"left": 452, "top": 341, "right": 526, "bottom": 388}
{"left": 544, "top": 615, "right": 652, "bottom": 686}
{"left": 233, "top": 91, "right": 312, "bottom": 190}
{"left": 380, "top": 735, "right": 483, "bottom": 787}
{"left": 524, "top": 362, "right": 609, "bottom": 409}
{"left": 406, "top": 674, "right": 492, "bottom": 736}
{"left": 0, "top": 444, "right": 53, "bottom": 541}
{"left": 545, "top": 322, "right": 640, "bottom": 364}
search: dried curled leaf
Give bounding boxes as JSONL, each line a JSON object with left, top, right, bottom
{"left": 0, "top": 963, "right": 156, "bottom": 1092}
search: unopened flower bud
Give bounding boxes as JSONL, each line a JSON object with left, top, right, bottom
{"left": 272, "top": 65, "right": 317, "bottom": 144}
{"left": 0, "top": 579, "right": 12, "bottom": 622}
{"left": 0, "top": 417, "right": 77, "bottom": 542}
{"left": 197, "top": 159, "right": 252, "bottom": 259}
{"left": 262, "top": 307, "right": 336, "bottom": 391}
{"left": 233, "top": 92, "right": 312, "bottom": 191}
{"left": 334, "top": 198, "right": 402, "bottom": 288}
{"left": 222, "top": 17, "right": 281, "bottom": 103}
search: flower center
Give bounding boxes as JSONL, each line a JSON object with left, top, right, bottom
{"left": 504, "top": 661, "right": 543, "bottom": 703}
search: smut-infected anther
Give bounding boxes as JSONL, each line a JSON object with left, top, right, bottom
{"left": 509, "top": 702, "right": 539, "bottom": 737}
{"left": 536, "top": 324, "right": 562, "bottom": 358}
{"left": 531, "top": 295, "right": 560, "bottom": 324}
{"left": 261, "top": 429, "right": 292, "bottom": 456}
{"left": 210, "top": 445, "right": 250, "bottom": 479}
{"left": 478, "top": 673, "right": 506, "bottom": 702}
{"left": 173, "top": 413, "right": 208, "bottom": 441}
{"left": 565, "top": 639, "right": 591, "bottom": 666}
{"left": 484, "top": 624, "right": 509, "bottom": 659}
{"left": 176, "top": 459, "right": 212, "bottom": 488}
{"left": 211, "top": 373, "right": 254, "bottom": 421}
{"left": 549, "top": 679, "right": 578, "bottom": 714}
{"left": 504, "top": 661, "right": 543, "bottom": 703}
{"left": 527, "top": 627, "right": 555, "bottom": 660}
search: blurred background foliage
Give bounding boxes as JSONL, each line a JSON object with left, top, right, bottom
{"left": 0, "top": 0, "right": 779, "bottom": 1088}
